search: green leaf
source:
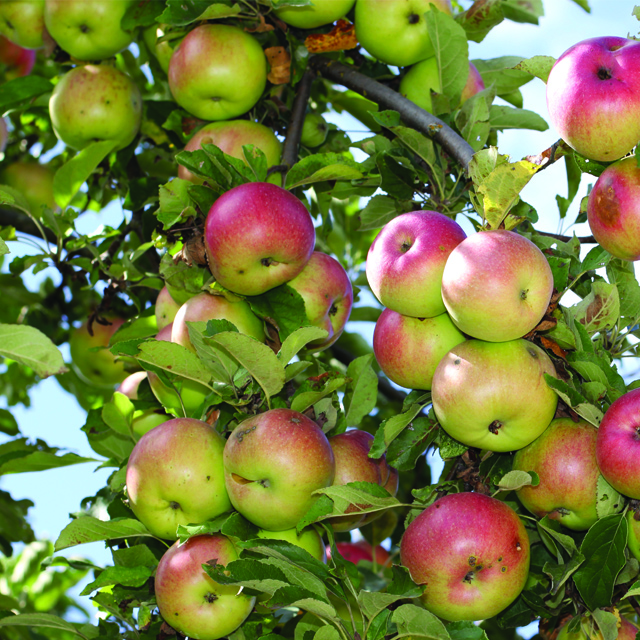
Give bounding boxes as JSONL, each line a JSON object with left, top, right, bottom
{"left": 0, "top": 324, "right": 68, "bottom": 378}
{"left": 158, "top": 178, "right": 197, "bottom": 230}
{"left": 542, "top": 553, "right": 585, "bottom": 595}
{"left": 279, "top": 327, "right": 330, "bottom": 364}
{"left": 0, "top": 76, "right": 53, "bottom": 113}
{"left": 496, "top": 470, "right": 538, "bottom": 492}
{"left": 242, "top": 144, "right": 268, "bottom": 182}
{"left": 514, "top": 55, "right": 556, "bottom": 83}
{"left": 121, "top": 0, "right": 165, "bottom": 29}
{"left": 159, "top": 0, "right": 225, "bottom": 25}
{"left": 358, "top": 194, "right": 414, "bottom": 231}
{"left": 101, "top": 392, "right": 135, "bottom": 438}
{"left": 344, "top": 354, "right": 378, "bottom": 427}
{"left": 53, "top": 140, "right": 118, "bottom": 209}
{"left": 489, "top": 105, "right": 548, "bottom": 131}
{"left": 249, "top": 283, "right": 312, "bottom": 342}
{"left": 473, "top": 57, "right": 532, "bottom": 97}
{"left": 285, "top": 154, "right": 363, "bottom": 190}
{"left": 55, "top": 516, "right": 154, "bottom": 551}
{"left": 359, "top": 591, "right": 414, "bottom": 621}
{"left": 543, "top": 374, "right": 604, "bottom": 426}
{"left": 573, "top": 513, "right": 628, "bottom": 611}
{"left": 80, "top": 565, "right": 154, "bottom": 596}
{"left": 290, "top": 372, "right": 347, "bottom": 414}
{"left": 0, "top": 236, "right": 8, "bottom": 256}
{"left": 391, "top": 603, "right": 450, "bottom": 640}
{"left": 447, "top": 621, "right": 490, "bottom": 640}
{"left": 592, "top": 609, "right": 619, "bottom": 640}
{"left": 386, "top": 416, "right": 437, "bottom": 472}
{"left": 537, "top": 516, "right": 580, "bottom": 557}
{"left": 596, "top": 475, "right": 624, "bottom": 518}
{"left": 581, "top": 245, "right": 611, "bottom": 272}
{"left": 456, "top": 0, "right": 504, "bottom": 43}
{"left": 0, "top": 447, "right": 95, "bottom": 475}
{"left": 0, "top": 408, "right": 19, "bottom": 435}
{"left": 136, "top": 339, "right": 213, "bottom": 387}
{"left": 0, "top": 613, "right": 89, "bottom": 639}
{"left": 502, "top": 0, "right": 544, "bottom": 24}
{"left": 370, "top": 399, "right": 430, "bottom": 458}
{"left": 572, "top": 281, "right": 620, "bottom": 335}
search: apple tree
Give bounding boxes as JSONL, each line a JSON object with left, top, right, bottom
{"left": 2, "top": 1, "right": 640, "bottom": 639}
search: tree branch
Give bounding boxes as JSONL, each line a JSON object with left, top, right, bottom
{"left": 537, "top": 230, "right": 597, "bottom": 244}
{"left": 309, "top": 56, "right": 475, "bottom": 171}
{"left": 0, "top": 207, "right": 58, "bottom": 245}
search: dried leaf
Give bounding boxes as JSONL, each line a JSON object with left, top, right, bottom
{"left": 540, "top": 336, "right": 568, "bottom": 360}
{"left": 304, "top": 20, "right": 357, "bottom": 53}
{"left": 265, "top": 46, "right": 291, "bottom": 85}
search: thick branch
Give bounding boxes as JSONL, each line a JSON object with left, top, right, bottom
{"left": 280, "top": 69, "right": 315, "bottom": 172}
{"left": 310, "top": 56, "right": 475, "bottom": 171}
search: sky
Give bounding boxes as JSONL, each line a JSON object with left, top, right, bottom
{"left": 1, "top": 0, "right": 639, "bottom": 626}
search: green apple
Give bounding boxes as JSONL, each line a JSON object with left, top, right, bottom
{"left": 0, "top": 0, "right": 45, "bottom": 49}
{"left": 627, "top": 509, "right": 640, "bottom": 562}
{"left": 431, "top": 339, "right": 558, "bottom": 452}
{"left": 155, "top": 534, "right": 255, "bottom": 639}
{"left": 274, "top": 0, "right": 355, "bottom": 29}
{"left": 126, "top": 418, "right": 231, "bottom": 540}
{"left": 300, "top": 113, "right": 329, "bottom": 147}
{"left": 1, "top": 161, "right": 56, "bottom": 216}
{"left": 49, "top": 64, "right": 142, "bottom": 151}
{"left": 115, "top": 371, "right": 169, "bottom": 439}
{"left": 44, "top": 0, "right": 135, "bottom": 61}
{"left": 355, "top": 0, "right": 452, "bottom": 67}
{"left": 142, "top": 24, "right": 176, "bottom": 73}
{"left": 256, "top": 527, "right": 326, "bottom": 562}
{"left": 69, "top": 317, "right": 129, "bottom": 388}
{"left": 168, "top": 23, "right": 267, "bottom": 121}
{"left": 223, "top": 408, "right": 335, "bottom": 531}
{"left": 155, "top": 286, "right": 180, "bottom": 331}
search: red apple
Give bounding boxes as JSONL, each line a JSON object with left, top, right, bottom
{"left": 286, "top": 251, "right": 353, "bottom": 351}
{"left": 546, "top": 36, "right": 640, "bottom": 162}
{"left": 155, "top": 534, "right": 255, "bottom": 640}
{"left": 461, "top": 62, "right": 485, "bottom": 103}
{"left": 0, "top": 35, "right": 34, "bottom": 78}
{"left": 373, "top": 309, "right": 466, "bottom": 391}
{"left": 513, "top": 418, "right": 600, "bottom": 531}
{"left": 366, "top": 210, "right": 466, "bottom": 318}
{"left": 328, "top": 540, "right": 391, "bottom": 566}
{"left": 204, "top": 182, "right": 316, "bottom": 296}
{"left": 223, "top": 408, "right": 335, "bottom": 531}
{"left": 400, "top": 492, "right": 530, "bottom": 621}
{"left": 587, "top": 157, "right": 640, "bottom": 261}
{"left": 441, "top": 230, "right": 554, "bottom": 342}
{"left": 596, "top": 388, "right": 640, "bottom": 498}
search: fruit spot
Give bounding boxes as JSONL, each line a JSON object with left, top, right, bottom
{"left": 170, "top": 501, "right": 181, "bottom": 510}
{"left": 231, "top": 473, "right": 253, "bottom": 485}
{"left": 259, "top": 478, "right": 271, "bottom": 488}
{"left": 520, "top": 288, "right": 529, "bottom": 300}
{"left": 468, "top": 556, "right": 477, "bottom": 566}
{"left": 261, "top": 257, "right": 279, "bottom": 267}
{"left": 498, "top": 556, "right": 503, "bottom": 562}
{"left": 488, "top": 420, "right": 502, "bottom": 435}
{"left": 204, "top": 592, "right": 218, "bottom": 604}
{"left": 463, "top": 571, "right": 475, "bottom": 583}
{"left": 238, "top": 270, "right": 244, "bottom": 274}
{"left": 527, "top": 347, "right": 538, "bottom": 359}
{"left": 597, "top": 67, "right": 613, "bottom": 80}
{"left": 501, "top": 566, "right": 507, "bottom": 573}
{"left": 206, "top": 476, "right": 210, "bottom": 481}
{"left": 235, "top": 425, "right": 256, "bottom": 442}
{"left": 211, "top": 97, "right": 222, "bottom": 102}
{"left": 454, "top": 358, "right": 461, "bottom": 365}
{"left": 594, "top": 185, "right": 621, "bottom": 226}
{"left": 408, "top": 13, "right": 420, "bottom": 24}
{"left": 80, "top": 24, "right": 90, "bottom": 33}
{"left": 291, "top": 417, "right": 301, "bottom": 424}
{"left": 400, "top": 240, "right": 412, "bottom": 253}
{"left": 329, "top": 303, "right": 338, "bottom": 316}
{"left": 515, "top": 541, "right": 522, "bottom": 551}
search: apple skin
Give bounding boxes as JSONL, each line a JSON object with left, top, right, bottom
{"left": 223, "top": 408, "right": 335, "bottom": 531}
{"left": 373, "top": 309, "right": 466, "bottom": 391}
{"left": 286, "top": 251, "right": 353, "bottom": 351}
{"left": 355, "top": 0, "right": 452, "bottom": 68}
{"left": 431, "top": 339, "right": 558, "bottom": 453}
{"left": 178, "top": 120, "right": 282, "bottom": 185}
{"left": 327, "top": 429, "right": 398, "bottom": 531}
{"left": 441, "top": 230, "right": 554, "bottom": 342}
{"left": 400, "top": 492, "right": 530, "bottom": 622}
{"left": 69, "top": 318, "right": 128, "bottom": 388}
{"left": 274, "top": 0, "right": 355, "bottom": 29}
{"left": 115, "top": 371, "right": 169, "bottom": 439}
{"left": 627, "top": 510, "right": 640, "bottom": 562}
{"left": 0, "top": 35, "right": 35, "bottom": 78}
{"left": 49, "top": 64, "right": 142, "bottom": 151}
{"left": 44, "top": 0, "right": 135, "bottom": 61}
{"left": 1, "top": 161, "right": 56, "bottom": 215}
{"left": 512, "top": 418, "right": 600, "bottom": 531}
{"left": 328, "top": 540, "right": 391, "bottom": 566}
{"left": 557, "top": 615, "right": 638, "bottom": 640}
{"left": 300, "top": 114, "right": 329, "bottom": 148}
{"left": 143, "top": 24, "right": 175, "bottom": 73}
{"left": 155, "top": 534, "right": 255, "bottom": 640}
{"left": 596, "top": 388, "right": 640, "bottom": 499}
{"left": 546, "top": 37, "right": 640, "bottom": 162}
{"left": 155, "top": 286, "right": 181, "bottom": 331}
{"left": 587, "top": 157, "right": 640, "bottom": 261}
{"left": 171, "top": 292, "right": 265, "bottom": 352}
{"left": 0, "top": 0, "right": 44, "bottom": 49}
{"left": 168, "top": 24, "right": 267, "bottom": 122}
{"left": 366, "top": 210, "right": 466, "bottom": 318}
{"left": 204, "top": 182, "right": 316, "bottom": 296}
{"left": 461, "top": 62, "right": 486, "bottom": 103}
{"left": 126, "top": 418, "right": 231, "bottom": 540}
{"left": 256, "top": 527, "right": 326, "bottom": 562}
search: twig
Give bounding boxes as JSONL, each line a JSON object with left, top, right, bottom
{"left": 537, "top": 230, "right": 597, "bottom": 244}
{"left": 309, "top": 56, "right": 475, "bottom": 172}
{"left": 0, "top": 207, "right": 58, "bottom": 245}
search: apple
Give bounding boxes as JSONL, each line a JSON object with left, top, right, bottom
{"left": 0, "top": 0, "right": 44, "bottom": 49}
{"left": 155, "top": 286, "right": 181, "bottom": 331}
{"left": 366, "top": 210, "right": 466, "bottom": 318}
{"left": 300, "top": 114, "right": 329, "bottom": 148}
{"left": 49, "top": 64, "right": 142, "bottom": 151}
{"left": 223, "top": 408, "right": 335, "bottom": 531}
{"left": 69, "top": 317, "right": 128, "bottom": 388}
{"left": 0, "top": 118, "right": 7, "bottom": 153}
{"left": 587, "top": 157, "right": 640, "bottom": 261}
{"left": 354, "top": 0, "right": 453, "bottom": 68}
{"left": 373, "top": 309, "right": 466, "bottom": 391}
{"left": 1, "top": 161, "right": 56, "bottom": 215}
{"left": 256, "top": 527, "right": 326, "bottom": 562}
{"left": 204, "top": 182, "right": 316, "bottom": 296}
{"left": 431, "top": 338, "right": 558, "bottom": 453}
{"left": 596, "top": 388, "right": 640, "bottom": 499}
{"left": 115, "top": 371, "right": 169, "bottom": 439}
{"left": 328, "top": 540, "right": 391, "bottom": 567}
{"left": 178, "top": 120, "right": 282, "bottom": 185}
{"left": 143, "top": 24, "right": 176, "bottom": 73}
{"left": 512, "top": 418, "right": 600, "bottom": 531}
{"left": 557, "top": 615, "right": 637, "bottom": 640}
{"left": 400, "top": 492, "right": 530, "bottom": 621}
{"left": 168, "top": 24, "right": 267, "bottom": 121}
{"left": 44, "top": 0, "right": 135, "bottom": 61}
{"left": 126, "top": 418, "right": 231, "bottom": 540}
{"left": 327, "top": 429, "right": 398, "bottom": 531}
{"left": 286, "top": 251, "right": 353, "bottom": 351}
{"left": 441, "top": 230, "right": 554, "bottom": 342}
{"left": 627, "top": 509, "right": 640, "bottom": 562}
{"left": 546, "top": 37, "right": 640, "bottom": 162}
{"left": 461, "top": 62, "right": 486, "bottom": 103}
{"left": 274, "top": 0, "right": 355, "bottom": 29}
{"left": 155, "top": 534, "right": 255, "bottom": 640}
{"left": 0, "top": 35, "right": 35, "bottom": 78}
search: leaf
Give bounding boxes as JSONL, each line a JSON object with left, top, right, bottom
{"left": 496, "top": 470, "right": 538, "bottom": 492}
{"left": 455, "top": 0, "right": 504, "bottom": 43}
{"left": 502, "top": 0, "right": 544, "bottom": 24}
{"left": 370, "top": 400, "right": 430, "bottom": 458}
{"left": 596, "top": 475, "right": 624, "bottom": 518}
{"left": 121, "top": 0, "right": 165, "bottom": 29}
{"left": 489, "top": 105, "right": 548, "bottom": 131}
{"left": 537, "top": 516, "right": 580, "bottom": 557}
{"left": 573, "top": 513, "right": 628, "bottom": 611}
{"left": 391, "top": 604, "right": 450, "bottom": 640}
{"left": 53, "top": 140, "right": 118, "bottom": 209}
{"left": 80, "top": 565, "right": 154, "bottom": 596}
{"left": 543, "top": 374, "right": 604, "bottom": 426}
{"left": 290, "top": 372, "right": 347, "bottom": 414}
{"left": 0, "top": 449, "right": 95, "bottom": 475}
{"left": 135, "top": 340, "right": 213, "bottom": 387}
{"left": 0, "top": 236, "right": 8, "bottom": 256}
{"left": 285, "top": 154, "right": 363, "bottom": 190}
{"left": 0, "top": 324, "right": 68, "bottom": 378}
{"left": 358, "top": 194, "right": 414, "bottom": 231}
{"left": 158, "top": 0, "right": 224, "bottom": 25}
{"left": 0, "top": 76, "right": 53, "bottom": 112}
{"left": 387, "top": 416, "right": 437, "bottom": 472}
{"left": 344, "top": 354, "right": 378, "bottom": 427}
{"left": 0, "top": 408, "right": 19, "bottom": 436}
{"left": 157, "top": 177, "right": 197, "bottom": 229}
{"left": 0, "top": 613, "right": 89, "bottom": 639}
{"left": 249, "top": 283, "right": 312, "bottom": 342}
{"left": 542, "top": 553, "right": 585, "bottom": 595}
{"left": 55, "top": 516, "right": 154, "bottom": 551}
{"left": 592, "top": 609, "right": 619, "bottom": 640}
{"left": 447, "top": 621, "right": 490, "bottom": 640}
{"left": 359, "top": 591, "right": 413, "bottom": 620}
{"left": 572, "top": 281, "right": 620, "bottom": 335}
{"left": 514, "top": 55, "right": 556, "bottom": 83}
{"left": 279, "top": 327, "right": 329, "bottom": 364}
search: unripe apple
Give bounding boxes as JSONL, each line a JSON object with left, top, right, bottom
{"left": 366, "top": 210, "right": 466, "bottom": 318}
{"left": 400, "top": 492, "right": 530, "bottom": 621}
{"left": 627, "top": 509, "right": 640, "bottom": 562}
{"left": 1, "top": 161, "right": 56, "bottom": 215}
{"left": 49, "top": 64, "right": 142, "bottom": 151}
{"left": 274, "top": 0, "right": 355, "bottom": 29}
{"left": 155, "top": 286, "right": 180, "bottom": 331}
{"left": 115, "top": 371, "right": 169, "bottom": 439}
{"left": 587, "top": 157, "right": 640, "bottom": 261}
{"left": 300, "top": 114, "right": 329, "bottom": 148}
{"left": 204, "top": 182, "right": 316, "bottom": 296}
{"left": 126, "top": 418, "right": 231, "bottom": 540}
{"left": 0, "top": 0, "right": 45, "bottom": 49}
{"left": 223, "top": 408, "right": 335, "bottom": 531}
{"left": 155, "top": 534, "right": 255, "bottom": 640}
{"left": 373, "top": 309, "right": 466, "bottom": 391}
{"left": 256, "top": 527, "right": 326, "bottom": 562}
{"left": 0, "top": 35, "right": 35, "bottom": 78}
{"left": 168, "top": 24, "right": 267, "bottom": 121}
{"left": 142, "top": 24, "right": 176, "bottom": 73}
